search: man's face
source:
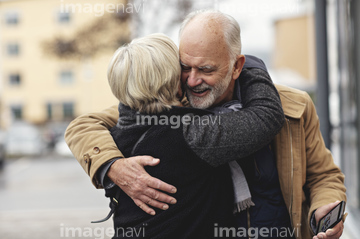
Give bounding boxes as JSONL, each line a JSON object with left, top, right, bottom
{"left": 179, "top": 18, "right": 236, "bottom": 109}
{"left": 180, "top": 54, "right": 234, "bottom": 109}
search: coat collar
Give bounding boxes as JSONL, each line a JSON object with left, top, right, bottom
{"left": 275, "top": 84, "right": 306, "bottom": 119}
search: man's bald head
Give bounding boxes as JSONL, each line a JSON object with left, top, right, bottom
{"left": 179, "top": 10, "right": 242, "bottom": 61}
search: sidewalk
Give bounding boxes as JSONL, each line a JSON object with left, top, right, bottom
{"left": 0, "top": 156, "right": 113, "bottom": 239}
{"left": 341, "top": 210, "right": 358, "bottom": 239}
{"left": 0, "top": 208, "right": 114, "bottom": 239}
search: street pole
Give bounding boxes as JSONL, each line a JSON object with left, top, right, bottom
{"left": 315, "top": 0, "right": 331, "bottom": 148}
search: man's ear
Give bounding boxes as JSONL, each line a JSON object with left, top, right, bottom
{"left": 232, "top": 55, "right": 246, "bottom": 80}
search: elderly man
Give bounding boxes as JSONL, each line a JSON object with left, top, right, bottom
{"left": 65, "top": 10, "right": 346, "bottom": 239}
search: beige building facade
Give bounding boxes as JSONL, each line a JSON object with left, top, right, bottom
{"left": 273, "top": 14, "right": 316, "bottom": 83}
{"left": 0, "top": 0, "right": 132, "bottom": 128}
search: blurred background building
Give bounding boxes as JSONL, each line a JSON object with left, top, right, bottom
{"left": 0, "top": 0, "right": 359, "bottom": 238}
{"left": 272, "top": 14, "right": 316, "bottom": 92}
{"left": 0, "top": 0, "right": 131, "bottom": 155}
{"left": 0, "top": 0, "right": 129, "bottom": 127}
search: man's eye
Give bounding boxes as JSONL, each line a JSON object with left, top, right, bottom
{"left": 181, "top": 66, "right": 191, "bottom": 71}
{"left": 202, "top": 69, "right": 214, "bottom": 73}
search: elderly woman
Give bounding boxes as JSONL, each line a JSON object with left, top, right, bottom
{"left": 103, "top": 33, "right": 283, "bottom": 238}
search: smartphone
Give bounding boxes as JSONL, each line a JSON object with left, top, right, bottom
{"left": 316, "top": 201, "right": 346, "bottom": 234}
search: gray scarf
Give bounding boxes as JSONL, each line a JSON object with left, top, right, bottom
{"left": 209, "top": 81, "right": 255, "bottom": 213}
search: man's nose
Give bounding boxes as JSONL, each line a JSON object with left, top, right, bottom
{"left": 186, "top": 70, "right": 202, "bottom": 87}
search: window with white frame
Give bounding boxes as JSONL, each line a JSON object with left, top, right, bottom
{"left": 4, "top": 11, "right": 19, "bottom": 25}
{"left": 63, "top": 102, "right": 74, "bottom": 119}
{"left": 57, "top": 11, "right": 71, "bottom": 24}
{"left": 59, "top": 70, "right": 74, "bottom": 85}
{"left": 9, "top": 73, "right": 21, "bottom": 86}
{"left": 10, "top": 105, "right": 23, "bottom": 120}
{"left": 6, "top": 43, "right": 20, "bottom": 56}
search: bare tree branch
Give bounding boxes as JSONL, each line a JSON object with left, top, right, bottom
{"left": 42, "top": 12, "right": 130, "bottom": 59}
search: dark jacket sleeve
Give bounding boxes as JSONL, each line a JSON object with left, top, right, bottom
{"left": 183, "top": 67, "right": 285, "bottom": 167}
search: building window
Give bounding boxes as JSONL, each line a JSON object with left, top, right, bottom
{"left": 59, "top": 70, "right": 74, "bottom": 85}
{"left": 5, "top": 11, "right": 19, "bottom": 25}
{"left": 46, "top": 102, "right": 74, "bottom": 120}
{"left": 11, "top": 105, "right": 23, "bottom": 120}
{"left": 7, "top": 43, "right": 20, "bottom": 56}
{"left": 63, "top": 102, "right": 74, "bottom": 119}
{"left": 46, "top": 103, "right": 63, "bottom": 121}
{"left": 9, "top": 74, "right": 21, "bottom": 86}
{"left": 46, "top": 103, "right": 52, "bottom": 120}
{"left": 57, "top": 12, "right": 71, "bottom": 24}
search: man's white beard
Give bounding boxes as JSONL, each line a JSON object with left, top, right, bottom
{"left": 186, "top": 70, "right": 233, "bottom": 109}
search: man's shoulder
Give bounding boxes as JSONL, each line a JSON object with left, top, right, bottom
{"left": 275, "top": 84, "right": 313, "bottom": 119}
{"left": 243, "top": 55, "right": 268, "bottom": 72}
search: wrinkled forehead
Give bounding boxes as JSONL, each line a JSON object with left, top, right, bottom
{"left": 179, "top": 17, "right": 229, "bottom": 63}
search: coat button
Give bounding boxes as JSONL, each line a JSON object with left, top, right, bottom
{"left": 83, "top": 153, "right": 90, "bottom": 163}
{"left": 93, "top": 147, "right": 100, "bottom": 154}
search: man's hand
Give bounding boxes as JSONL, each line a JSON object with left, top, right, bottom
{"left": 107, "top": 156, "right": 177, "bottom": 215}
{"left": 313, "top": 201, "right": 344, "bottom": 239}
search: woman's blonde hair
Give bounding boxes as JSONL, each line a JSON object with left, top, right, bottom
{"left": 107, "top": 33, "right": 181, "bottom": 114}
